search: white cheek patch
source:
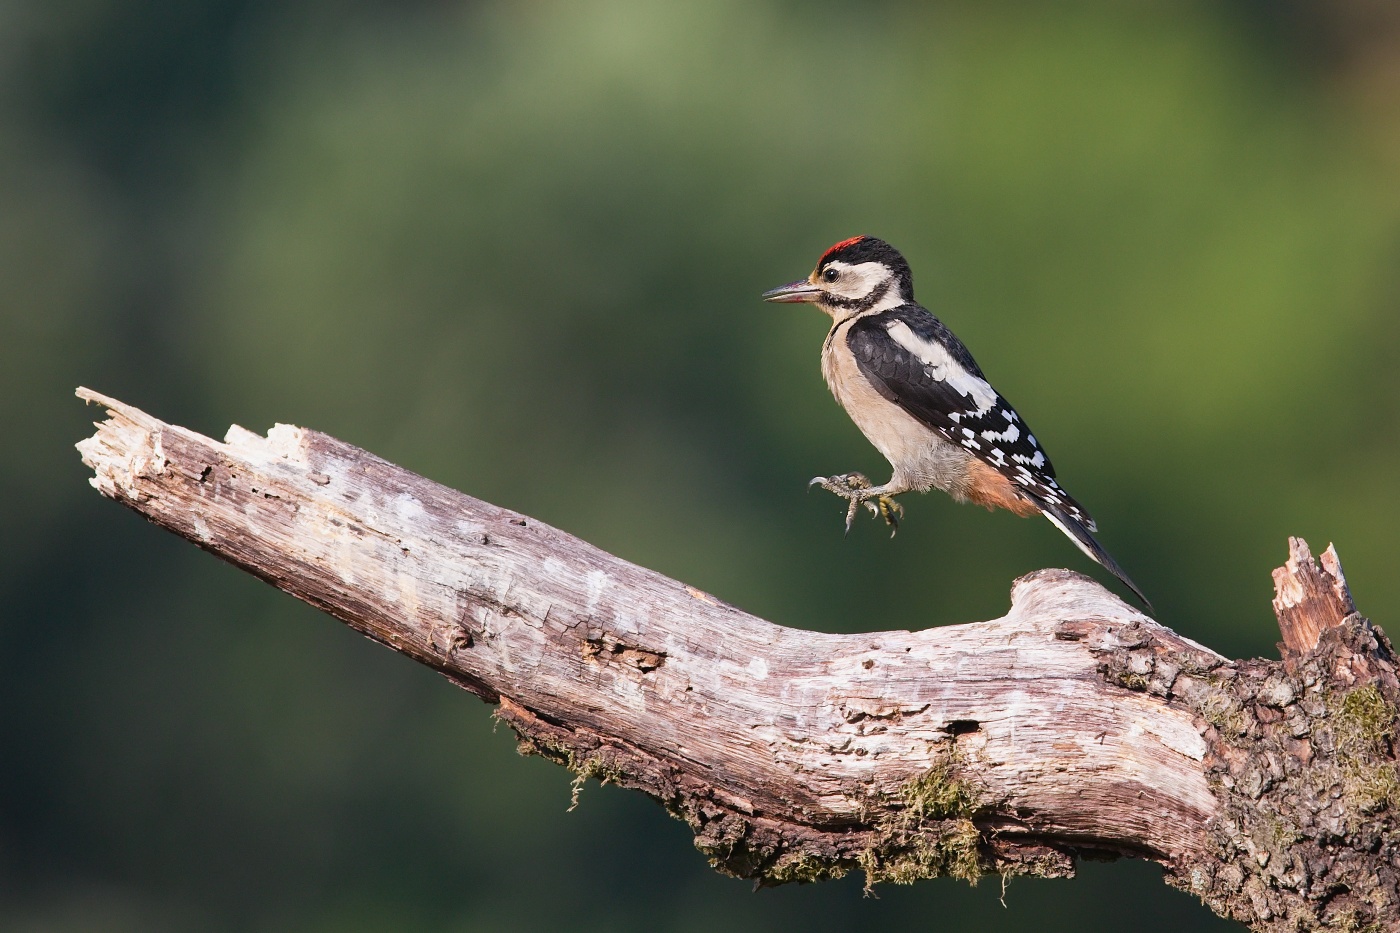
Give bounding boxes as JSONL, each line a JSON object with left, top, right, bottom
{"left": 884, "top": 320, "right": 999, "bottom": 413}
{"left": 827, "top": 262, "right": 895, "bottom": 302}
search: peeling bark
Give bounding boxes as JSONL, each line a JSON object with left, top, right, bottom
{"left": 75, "top": 389, "right": 1400, "bottom": 930}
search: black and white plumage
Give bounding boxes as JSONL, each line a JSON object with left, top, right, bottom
{"left": 763, "top": 235, "right": 1149, "bottom": 608}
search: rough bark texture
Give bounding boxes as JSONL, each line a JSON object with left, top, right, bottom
{"left": 75, "top": 389, "right": 1400, "bottom": 930}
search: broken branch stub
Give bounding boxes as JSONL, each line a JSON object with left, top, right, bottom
{"left": 1272, "top": 537, "right": 1359, "bottom": 655}
{"left": 75, "top": 388, "right": 1400, "bottom": 931}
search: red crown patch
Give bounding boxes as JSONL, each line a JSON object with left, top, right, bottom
{"left": 819, "top": 235, "right": 866, "bottom": 266}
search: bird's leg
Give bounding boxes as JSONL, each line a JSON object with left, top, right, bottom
{"left": 808, "top": 473, "right": 905, "bottom": 536}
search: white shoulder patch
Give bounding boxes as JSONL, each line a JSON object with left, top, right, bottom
{"left": 884, "top": 320, "right": 998, "bottom": 413}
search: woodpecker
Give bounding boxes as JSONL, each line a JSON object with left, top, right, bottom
{"left": 763, "top": 235, "right": 1149, "bottom": 608}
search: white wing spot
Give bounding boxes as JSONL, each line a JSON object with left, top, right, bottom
{"left": 981, "top": 422, "right": 1020, "bottom": 444}
{"left": 1011, "top": 449, "right": 1047, "bottom": 469}
{"left": 885, "top": 320, "right": 999, "bottom": 413}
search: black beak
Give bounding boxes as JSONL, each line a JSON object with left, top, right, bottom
{"left": 762, "top": 280, "right": 822, "bottom": 304}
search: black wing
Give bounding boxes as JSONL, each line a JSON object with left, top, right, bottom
{"left": 845, "top": 304, "right": 1096, "bottom": 529}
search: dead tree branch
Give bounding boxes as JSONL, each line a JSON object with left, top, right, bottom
{"left": 75, "top": 388, "right": 1400, "bottom": 931}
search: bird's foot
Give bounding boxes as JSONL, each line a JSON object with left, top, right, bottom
{"left": 869, "top": 494, "right": 904, "bottom": 536}
{"left": 808, "top": 473, "right": 903, "bottom": 536}
{"left": 809, "top": 472, "right": 870, "bottom": 533}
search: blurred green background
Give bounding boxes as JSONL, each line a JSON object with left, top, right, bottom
{"left": 4, "top": 0, "right": 1398, "bottom": 929}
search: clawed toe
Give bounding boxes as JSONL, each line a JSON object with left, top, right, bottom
{"left": 810, "top": 472, "right": 903, "bottom": 535}
{"left": 875, "top": 495, "right": 903, "bottom": 536}
{"left": 842, "top": 498, "right": 861, "bottom": 535}
{"left": 809, "top": 472, "right": 871, "bottom": 497}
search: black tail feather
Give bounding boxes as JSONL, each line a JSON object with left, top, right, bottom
{"left": 1038, "top": 504, "right": 1153, "bottom": 612}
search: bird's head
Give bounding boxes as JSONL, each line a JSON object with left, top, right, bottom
{"left": 762, "top": 235, "right": 913, "bottom": 318}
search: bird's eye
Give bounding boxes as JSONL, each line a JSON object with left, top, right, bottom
{"left": 822, "top": 267, "right": 839, "bottom": 283}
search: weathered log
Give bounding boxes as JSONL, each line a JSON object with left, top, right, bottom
{"left": 75, "top": 388, "right": 1400, "bottom": 930}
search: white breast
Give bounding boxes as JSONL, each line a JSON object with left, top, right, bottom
{"left": 821, "top": 320, "right": 973, "bottom": 497}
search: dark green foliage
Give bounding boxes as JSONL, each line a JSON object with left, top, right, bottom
{"left": 5, "top": 1, "right": 1397, "bottom": 930}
